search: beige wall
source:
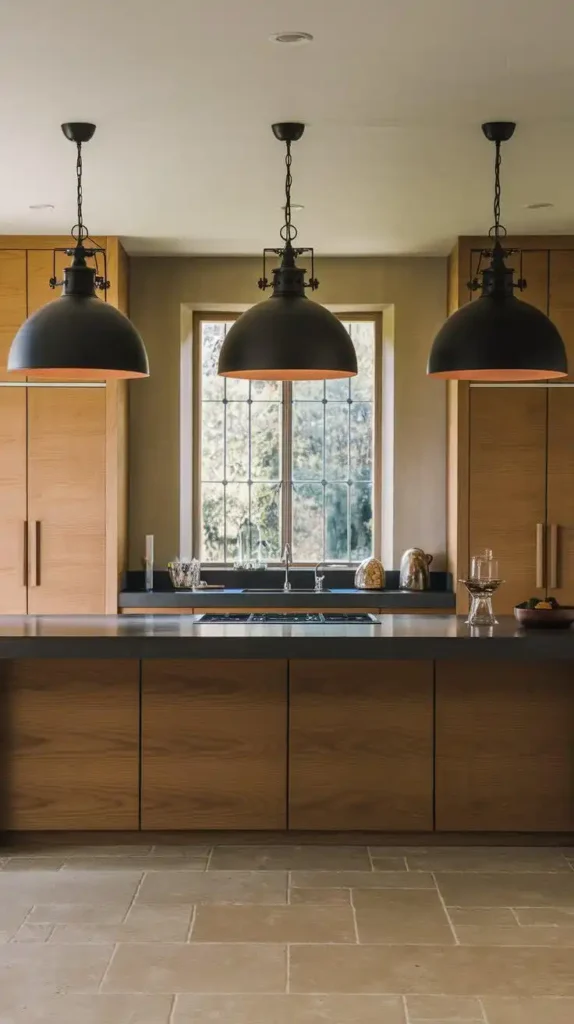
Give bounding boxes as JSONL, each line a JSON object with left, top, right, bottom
{"left": 128, "top": 256, "right": 447, "bottom": 569}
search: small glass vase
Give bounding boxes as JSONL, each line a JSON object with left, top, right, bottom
{"left": 460, "top": 549, "right": 503, "bottom": 626}
{"left": 460, "top": 578, "right": 503, "bottom": 626}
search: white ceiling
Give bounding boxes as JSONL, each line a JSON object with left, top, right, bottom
{"left": 2, "top": 0, "right": 574, "bottom": 256}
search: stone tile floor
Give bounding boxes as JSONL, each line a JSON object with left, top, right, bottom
{"left": 0, "top": 841, "right": 574, "bottom": 1021}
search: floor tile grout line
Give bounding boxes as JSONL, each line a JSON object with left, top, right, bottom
{"left": 349, "top": 888, "right": 360, "bottom": 944}
{"left": 120, "top": 870, "right": 147, "bottom": 924}
{"left": 287, "top": 869, "right": 291, "bottom": 904}
{"left": 167, "top": 993, "right": 177, "bottom": 1024}
{"left": 367, "top": 846, "right": 375, "bottom": 872}
{"left": 96, "top": 941, "right": 119, "bottom": 994}
{"left": 286, "top": 943, "right": 290, "bottom": 993}
{"left": 477, "top": 995, "right": 489, "bottom": 1023}
{"left": 204, "top": 846, "right": 215, "bottom": 872}
{"left": 185, "top": 905, "right": 197, "bottom": 942}
{"left": 432, "top": 872, "right": 460, "bottom": 945}
{"left": 21, "top": 904, "right": 35, "bottom": 926}
{"left": 401, "top": 993, "right": 411, "bottom": 1023}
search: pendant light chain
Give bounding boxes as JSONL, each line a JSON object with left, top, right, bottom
{"left": 72, "top": 141, "right": 88, "bottom": 244}
{"left": 280, "top": 140, "right": 298, "bottom": 246}
{"left": 491, "top": 139, "right": 506, "bottom": 242}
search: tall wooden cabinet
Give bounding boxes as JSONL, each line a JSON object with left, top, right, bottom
{"left": 0, "top": 237, "right": 129, "bottom": 613}
{"left": 447, "top": 236, "right": 574, "bottom": 612}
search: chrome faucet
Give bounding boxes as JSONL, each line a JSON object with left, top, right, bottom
{"left": 314, "top": 563, "right": 326, "bottom": 592}
{"left": 282, "top": 543, "right": 292, "bottom": 592}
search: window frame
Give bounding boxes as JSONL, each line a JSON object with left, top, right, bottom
{"left": 191, "top": 309, "right": 383, "bottom": 565}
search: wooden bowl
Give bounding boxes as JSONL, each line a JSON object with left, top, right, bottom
{"left": 514, "top": 605, "right": 574, "bottom": 629}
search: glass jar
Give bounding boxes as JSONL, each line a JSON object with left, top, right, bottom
{"left": 234, "top": 519, "right": 265, "bottom": 570}
{"left": 460, "top": 549, "right": 503, "bottom": 627}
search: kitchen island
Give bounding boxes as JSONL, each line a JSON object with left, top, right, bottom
{"left": 0, "top": 614, "right": 573, "bottom": 837}
{"left": 0, "top": 611, "right": 572, "bottom": 658}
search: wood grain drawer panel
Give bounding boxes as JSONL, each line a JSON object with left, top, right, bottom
{"left": 435, "top": 661, "right": 574, "bottom": 832}
{"left": 0, "top": 659, "right": 139, "bottom": 830}
{"left": 142, "top": 660, "right": 287, "bottom": 830}
{"left": 289, "top": 660, "right": 433, "bottom": 831}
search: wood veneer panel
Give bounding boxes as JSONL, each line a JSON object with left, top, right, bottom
{"left": 289, "top": 660, "right": 433, "bottom": 831}
{"left": 142, "top": 660, "right": 287, "bottom": 829}
{"left": 0, "top": 388, "right": 27, "bottom": 613}
{"left": 0, "top": 659, "right": 139, "bottom": 830}
{"left": 549, "top": 250, "right": 574, "bottom": 382}
{"left": 435, "top": 661, "right": 574, "bottom": 832}
{"left": 469, "top": 387, "right": 547, "bottom": 612}
{"left": 546, "top": 386, "right": 574, "bottom": 604}
{"left": 0, "top": 249, "right": 26, "bottom": 376}
{"left": 27, "top": 387, "right": 106, "bottom": 614}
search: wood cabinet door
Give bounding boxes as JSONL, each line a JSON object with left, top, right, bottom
{"left": 0, "top": 249, "right": 27, "bottom": 378}
{"left": 546, "top": 386, "right": 574, "bottom": 603}
{"left": 469, "top": 387, "right": 547, "bottom": 612}
{"left": 0, "top": 659, "right": 139, "bottom": 830}
{"left": 27, "top": 249, "right": 71, "bottom": 317}
{"left": 27, "top": 387, "right": 106, "bottom": 614}
{"left": 519, "top": 250, "right": 550, "bottom": 314}
{"left": 549, "top": 250, "right": 574, "bottom": 382}
{"left": 435, "top": 661, "right": 574, "bottom": 831}
{"left": 0, "top": 388, "right": 27, "bottom": 613}
{"left": 289, "top": 660, "right": 433, "bottom": 831}
{"left": 142, "top": 660, "right": 287, "bottom": 829}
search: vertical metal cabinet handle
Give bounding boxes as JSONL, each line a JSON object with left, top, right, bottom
{"left": 23, "top": 521, "right": 28, "bottom": 587}
{"left": 28, "top": 521, "right": 40, "bottom": 587}
{"left": 536, "top": 523, "right": 545, "bottom": 589}
{"left": 549, "top": 524, "right": 558, "bottom": 590}
{"left": 35, "top": 521, "right": 41, "bottom": 587}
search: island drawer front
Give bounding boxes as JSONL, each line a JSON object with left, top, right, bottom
{"left": 435, "top": 661, "right": 574, "bottom": 832}
{"left": 289, "top": 660, "right": 434, "bottom": 831}
{"left": 141, "top": 659, "right": 288, "bottom": 830}
{"left": 0, "top": 659, "right": 139, "bottom": 830}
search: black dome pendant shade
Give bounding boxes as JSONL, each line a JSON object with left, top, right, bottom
{"left": 8, "top": 123, "right": 149, "bottom": 380}
{"left": 428, "top": 122, "right": 567, "bottom": 381}
{"left": 218, "top": 123, "right": 357, "bottom": 381}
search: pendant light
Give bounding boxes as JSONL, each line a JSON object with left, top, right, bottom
{"left": 427, "top": 122, "right": 567, "bottom": 381}
{"left": 218, "top": 123, "right": 357, "bottom": 380}
{"left": 8, "top": 123, "right": 149, "bottom": 380}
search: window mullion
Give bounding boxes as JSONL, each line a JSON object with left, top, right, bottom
{"left": 282, "top": 380, "right": 293, "bottom": 555}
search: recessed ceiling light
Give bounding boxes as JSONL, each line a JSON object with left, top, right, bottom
{"left": 525, "top": 202, "right": 554, "bottom": 210}
{"left": 29, "top": 203, "right": 55, "bottom": 210}
{"left": 270, "top": 31, "right": 313, "bottom": 45}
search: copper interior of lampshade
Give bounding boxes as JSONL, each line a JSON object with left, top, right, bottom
{"left": 219, "top": 368, "right": 356, "bottom": 380}
{"left": 428, "top": 368, "right": 566, "bottom": 381}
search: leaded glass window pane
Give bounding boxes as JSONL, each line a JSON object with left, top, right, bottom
{"left": 199, "top": 321, "right": 283, "bottom": 562}
{"left": 198, "top": 317, "right": 377, "bottom": 564}
{"left": 291, "top": 320, "right": 375, "bottom": 562}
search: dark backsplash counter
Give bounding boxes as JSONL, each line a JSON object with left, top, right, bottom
{"left": 119, "top": 588, "right": 454, "bottom": 611}
{"left": 120, "top": 569, "right": 454, "bottom": 612}
{"left": 0, "top": 614, "right": 572, "bottom": 660}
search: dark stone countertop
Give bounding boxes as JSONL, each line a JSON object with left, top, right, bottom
{"left": 0, "top": 614, "right": 573, "bottom": 660}
{"left": 119, "top": 588, "right": 455, "bottom": 610}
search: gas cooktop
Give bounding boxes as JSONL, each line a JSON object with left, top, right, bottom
{"left": 197, "top": 613, "right": 380, "bottom": 624}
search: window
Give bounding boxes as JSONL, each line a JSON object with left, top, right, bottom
{"left": 193, "top": 313, "right": 381, "bottom": 564}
